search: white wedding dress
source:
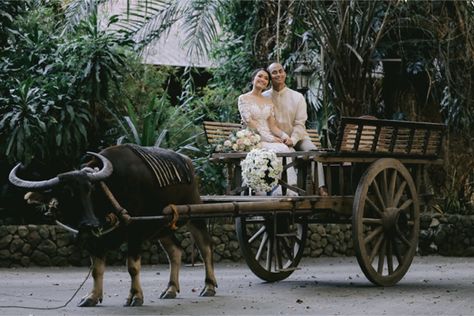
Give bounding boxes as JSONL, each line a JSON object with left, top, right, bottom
{"left": 238, "top": 100, "right": 298, "bottom": 195}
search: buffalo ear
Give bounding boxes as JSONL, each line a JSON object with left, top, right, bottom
{"left": 24, "top": 191, "right": 47, "bottom": 205}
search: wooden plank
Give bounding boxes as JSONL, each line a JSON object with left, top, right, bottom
{"left": 203, "top": 121, "right": 242, "bottom": 145}
{"left": 335, "top": 117, "right": 446, "bottom": 160}
{"left": 307, "top": 129, "right": 322, "bottom": 148}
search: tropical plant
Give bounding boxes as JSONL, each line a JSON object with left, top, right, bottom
{"left": 0, "top": 0, "right": 137, "bottom": 167}
{"left": 0, "top": 80, "right": 49, "bottom": 165}
{"left": 193, "top": 155, "right": 227, "bottom": 195}
{"left": 116, "top": 95, "right": 204, "bottom": 152}
{"left": 60, "top": 12, "right": 132, "bottom": 107}
{"left": 63, "top": 0, "right": 223, "bottom": 59}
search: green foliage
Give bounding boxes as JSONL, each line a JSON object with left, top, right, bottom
{"left": 0, "top": 0, "right": 134, "bottom": 168}
{"left": 0, "top": 80, "right": 49, "bottom": 164}
{"left": 116, "top": 95, "right": 203, "bottom": 151}
{"left": 303, "top": 1, "right": 389, "bottom": 117}
{"left": 0, "top": 1, "right": 90, "bottom": 166}
{"left": 193, "top": 154, "right": 227, "bottom": 195}
{"left": 439, "top": 167, "right": 474, "bottom": 215}
{"left": 0, "top": 1, "right": 22, "bottom": 48}
{"left": 441, "top": 87, "right": 473, "bottom": 135}
{"left": 111, "top": 62, "right": 171, "bottom": 111}
{"left": 196, "top": 84, "right": 240, "bottom": 123}
{"left": 59, "top": 12, "right": 132, "bottom": 106}
{"left": 104, "top": 62, "right": 200, "bottom": 151}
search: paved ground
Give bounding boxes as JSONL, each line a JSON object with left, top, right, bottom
{"left": 0, "top": 256, "right": 473, "bottom": 316}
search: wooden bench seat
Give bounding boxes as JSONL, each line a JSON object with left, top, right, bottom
{"left": 203, "top": 121, "right": 322, "bottom": 149}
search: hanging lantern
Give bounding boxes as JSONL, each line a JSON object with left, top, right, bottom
{"left": 294, "top": 61, "right": 312, "bottom": 92}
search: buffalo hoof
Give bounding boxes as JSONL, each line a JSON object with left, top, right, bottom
{"left": 77, "top": 297, "right": 100, "bottom": 307}
{"left": 124, "top": 297, "right": 144, "bottom": 307}
{"left": 160, "top": 290, "right": 177, "bottom": 299}
{"left": 199, "top": 287, "right": 216, "bottom": 297}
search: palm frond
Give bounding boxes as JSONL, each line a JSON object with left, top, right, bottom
{"left": 181, "top": 0, "right": 222, "bottom": 63}
{"left": 112, "top": 0, "right": 181, "bottom": 51}
{"left": 62, "top": 0, "right": 106, "bottom": 34}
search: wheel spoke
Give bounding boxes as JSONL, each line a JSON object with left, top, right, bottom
{"left": 363, "top": 217, "right": 383, "bottom": 225}
{"left": 377, "top": 239, "right": 386, "bottom": 274}
{"left": 369, "top": 233, "right": 384, "bottom": 264}
{"left": 366, "top": 197, "right": 384, "bottom": 217}
{"left": 392, "top": 238, "right": 403, "bottom": 263}
{"left": 275, "top": 238, "right": 283, "bottom": 270}
{"left": 255, "top": 232, "right": 268, "bottom": 261}
{"left": 388, "top": 170, "right": 398, "bottom": 207}
{"left": 372, "top": 179, "right": 386, "bottom": 210}
{"left": 248, "top": 226, "right": 266, "bottom": 243}
{"left": 266, "top": 237, "right": 273, "bottom": 271}
{"left": 393, "top": 180, "right": 407, "bottom": 207}
{"left": 398, "top": 199, "right": 413, "bottom": 212}
{"left": 382, "top": 169, "right": 389, "bottom": 206}
{"left": 364, "top": 226, "right": 383, "bottom": 245}
{"left": 280, "top": 236, "right": 293, "bottom": 259}
{"left": 398, "top": 233, "right": 411, "bottom": 247}
{"left": 386, "top": 239, "right": 394, "bottom": 274}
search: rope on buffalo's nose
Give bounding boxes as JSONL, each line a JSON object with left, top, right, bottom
{"left": 168, "top": 204, "right": 179, "bottom": 230}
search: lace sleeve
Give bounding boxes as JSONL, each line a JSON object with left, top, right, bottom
{"left": 238, "top": 96, "right": 252, "bottom": 126}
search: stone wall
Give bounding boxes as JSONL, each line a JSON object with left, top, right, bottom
{"left": 0, "top": 213, "right": 473, "bottom": 267}
{"left": 419, "top": 213, "right": 474, "bottom": 256}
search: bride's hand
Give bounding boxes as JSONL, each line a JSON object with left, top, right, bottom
{"left": 273, "top": 136, "right": 283, "bottom": 143}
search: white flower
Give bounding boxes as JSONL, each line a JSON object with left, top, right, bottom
{"left": 241, "top": 149, "right": 283, "bottom": 192}
{"left": 215, "top": 128, "right": 262, "bottom": 153}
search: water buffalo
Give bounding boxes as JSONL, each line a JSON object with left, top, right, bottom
{"left": 9, "top": 144, "right": 217, "bottom": 307}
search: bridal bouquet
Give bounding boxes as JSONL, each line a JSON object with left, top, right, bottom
{"left": 215, "top": 128, "right": 261, "bottom": 152}
{"left": 241, "top": 148, "right": 283, "bottom": 192}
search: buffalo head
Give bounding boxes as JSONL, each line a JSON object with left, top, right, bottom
{"left": 9, "top": 152, "right": 113, "bottom": 236}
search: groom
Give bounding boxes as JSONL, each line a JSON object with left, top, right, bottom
{"left": 263, "top": 62, "right": 328, "bottom": 195}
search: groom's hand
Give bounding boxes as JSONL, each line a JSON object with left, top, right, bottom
{"left": 283, "top": 138, "right": 294, "bottom": 147}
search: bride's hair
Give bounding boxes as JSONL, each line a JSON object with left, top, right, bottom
{"left": 250, "top": 68, "right": 272, "bottom": 89}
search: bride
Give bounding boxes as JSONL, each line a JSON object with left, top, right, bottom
{"left": 238, "top": 68, "right": 297, "bottom": 195}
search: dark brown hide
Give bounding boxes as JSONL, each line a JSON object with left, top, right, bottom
{"left": 77, "top": 145, "right": 216, "bottom": 306}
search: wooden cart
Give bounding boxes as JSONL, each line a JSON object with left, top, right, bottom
{"left": 162, "top": 117, "right": 445, "bottom": 286}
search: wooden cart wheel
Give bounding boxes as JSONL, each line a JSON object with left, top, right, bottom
{"left": 353, "top": 158, "right": 420, "bottom": 286}
{"left": 236, "top": 214, "right": 308, "bottom": 282}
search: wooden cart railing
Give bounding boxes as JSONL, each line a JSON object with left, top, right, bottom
{"left": 195, "top": 117, "right": 446, "bottom": 286}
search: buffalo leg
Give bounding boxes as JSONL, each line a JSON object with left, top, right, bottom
{"left": 159, "top": 234, "right": 182, "bottom": 299}
{"left": 125, "top": 254, "right": 144, "bottom": 306}
{"left": 78, "top": 256, "right": 105, "bottom": 307}
{"left": 188, "top": 220, "right": 217, "bottom": 297}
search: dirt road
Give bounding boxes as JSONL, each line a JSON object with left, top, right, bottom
{"left": 0, "top": 256, "right": 473, "bottom": 315}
